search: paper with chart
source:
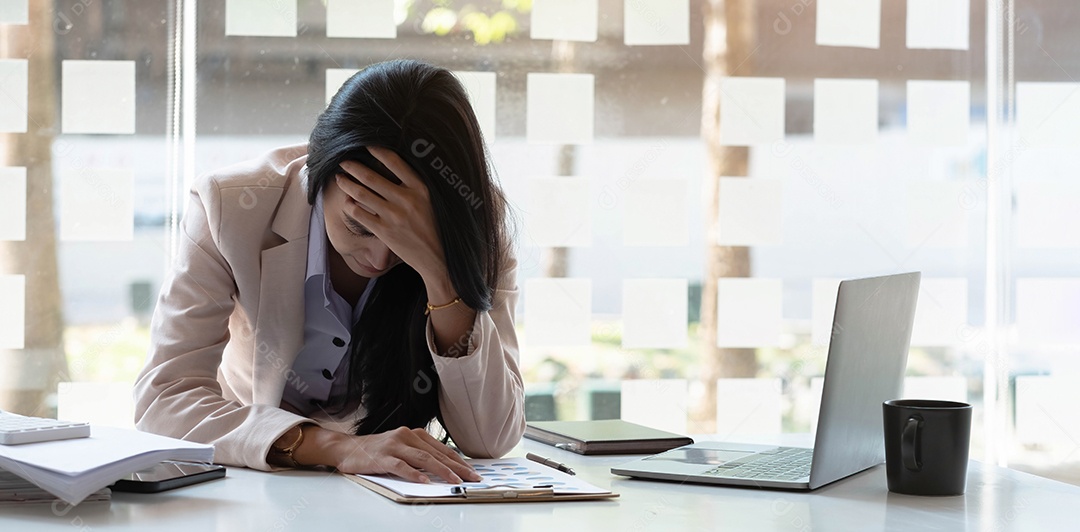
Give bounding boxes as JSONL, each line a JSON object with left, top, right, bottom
{"left": 355, "top": 457, "right": 609, "bottom": 497}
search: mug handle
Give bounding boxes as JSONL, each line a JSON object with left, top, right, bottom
{"left": 901, "top": 415, "right": 924, "bottom": 472}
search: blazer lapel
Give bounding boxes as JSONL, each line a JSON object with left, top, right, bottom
{"left": 252, "top": 166, "right": 313, "bottom": 405}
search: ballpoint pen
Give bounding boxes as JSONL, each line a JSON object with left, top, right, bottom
{"left": 526, "top": 452, "right": 576, "bottom": 476}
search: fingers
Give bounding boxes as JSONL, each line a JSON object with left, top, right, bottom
{"left": 339, "top": 160, "right": 398, "bottom": 200}
{"left": 397, "top": 429, "right": 481, "bottom": 484}
{"left": 413, "top": 430, "right": 475, "bottom": 474}
{"left": 368, "top": 146, "right": 423, "bottom": 189}
{"left": 335, "top": 175, "right": 385, "bottom": 218}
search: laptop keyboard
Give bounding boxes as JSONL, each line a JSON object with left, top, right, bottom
{"left": 701, "top": 447, "right": 813, "bottom": 481}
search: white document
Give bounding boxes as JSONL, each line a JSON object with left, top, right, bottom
{"left": 327, "top": 0, "right": 396, "bottom": 39}
{"left": 720, "top": 77, "right": 786, "bottom": 146}
{"left": 356, "top": 457, "right": 609, "bottom": 497}
{"left": 623, "top": 179, "right": 688, "bottom": 247}
{"left": 1016, "top": 278, "right": 1080, "bottom": 346}
{"left": 0, "top": 426, "right": 214, "bottom": 505}
{"left": 1017, "top": 180, "right": 1080, "bottom": 248}
{"left": 527, "top": 73, "right": 594, "bottom": 144}
{"left": 814, "top": 78, "right": 878, "bottom": 144}
{"left": 624, "top": 0, "right": 690, "bottom": 45}
{"left": 226, "top": 0, "right": 297, "bottom": 37}
{"left": 910, "top": 278, "right": 968, "bottom": 347}
{"left": 717, "top": 177, "right": 783, "bottom": 246}
{"left": 454, "top": 71, "right": 497, "bottom": 141}
{"left": 0, "top": 60, "right": 27, "bottom": 133}
{"left": 1016, "top": 82, "right": 1080, "bottom": 147}
{"left": 525, "top": 278, "right": 592, "bottom": 347}
{"left": 816, "top": 0, "right": 880, "bottom": 49}
{"left": 907, "top": 0, "right": 969, "bottom": 50}
{"left": 0, "top": 275, "right": 25, "bottom": 350}
{"left": 532, "top": 0, "right": 598, "bottom": 42}
{"left": 906, "top": 180, "right": 970, "bottom": 248}
{"left": 622, "top": 279, "right": 688, "bottom": 349}
{"left": 907, "top": 80, "right": 970, "bottom": 146}
{"left": 526, "top": 177, "right": 591, "bottom": 247}
{"left": 60, "top": 168, "right": 134, "bottom": 241}
{"left": 62, "top": 60, "right": 136, "bottom": 135}
{"left": 0, "top": 1, "right": 28, "bottom": 24}
{"left": 0, "top": 167, "right": 26, "bottom": 241}
{"left": 716, "top": 278, "right": 782, "bottom": 347}
{"left": 325, "top": 68, "right": 360, "bottom": 106}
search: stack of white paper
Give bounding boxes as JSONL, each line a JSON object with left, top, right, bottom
{"left": 0, "top": 470, "right": 109, "bottom": 505}
{"left": 0, "top": 426, "right": 213, "bottom": 505}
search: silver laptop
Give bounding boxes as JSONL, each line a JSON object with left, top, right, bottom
{"left": 612, "top": 272, "right": 921, "bottom": 490}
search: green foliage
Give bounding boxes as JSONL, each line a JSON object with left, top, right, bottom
{"left": 420, "top": 0, "right": 530, "bottom": 45}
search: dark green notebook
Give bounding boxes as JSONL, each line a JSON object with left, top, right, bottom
{"left": 524, "top": 420, "right": 694, "bottom": 455}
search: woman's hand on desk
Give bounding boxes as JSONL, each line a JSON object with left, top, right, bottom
{"left": 292, "top": 425, "right": 482, "bottom": 484}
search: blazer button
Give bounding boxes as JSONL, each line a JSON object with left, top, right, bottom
{"left": 322, "top": 369, "right": 333, "bottom": 380}
{"left": 332, "top": 337, "right": 345, "bottom": 347}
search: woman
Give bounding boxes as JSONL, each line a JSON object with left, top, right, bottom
{"left": 134, "top": 60, "right": 524, "bottom": 485}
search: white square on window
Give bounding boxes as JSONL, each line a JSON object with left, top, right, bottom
{"left": 525, "top": 278, "right": 591, "bottom": 347}
{"left": 226, "top": 0, "right": 297, "bottom": 37}
{"left": 911, "top": 278, "right": 968, "bottom": 346}
{"left": 0, "top": 275, "right": 24, "bottom": 349}
{"left": 621, "top": 379, "right": 688, "bottom": 434}
{"left": 0, "top": 1, "right": 28, "bottom": 24}
{"left": 902, "top": 377, "right": 967, "bottom": 403}
{"left": 526, "top": 177, "right": 591, "bottom": 247}
{"left": 532, "top": 0, "right": 598, "bottom": 42}
{"left": 624, "top": 0, "right": 690, "bottom": 46}
{"left": 325, "top": 68, "right": 360, "bottom": 106}
{"left": 814, "top": 78, "right": 878, "bottom": 144}
{"left": 1017, "top": 82, "right": 1080, "bottom": 147}
{"left": 453, "top": 71, "right": 497, "bottom": 142}
{"left": 716, "top": 378, "right": 782, "bottom": 436}
{"left": 327, "top": 0, "right": 396, "bottom": 39}
{"left": 622, "top": 279, "right": 688, "bottom": 349}
{"left": 720, "top": 77, "right": 785, "bottom": 146}
{"left": 907, "top": 80, "right": 970, "bottom": 146}
{"left": 0, "top": 60, "right": 27, "bottom": 133}
{"left": 906, "top": 0, "right": 969, "bottom": 50}
{"left": 61, "top": 60, "right": 136, "bottom": 135}
{"left": 717, "top": 177, "right": 783, "bottom": 246}
{"left": 623, "top": 179, "right": 688, "bottom": 247}
{"left": 60, "top": 168, "right": 134, "bottom": 241}
{"left": 0, "top": 167, "right": 26, "bottom": 241}
{"left": 906, "top": 180, "right": 970, "bottom": 248}
{"left": 717, "top": 278, "right": 782, "bottom": 348}
{"left": 816, "top": 0, "right": 880, "bottom": 49}
{"left": 526, "top": 73, "right": 594, "bottom": 144}
{"left": 1017, "top": 278, "right": 1080, "bottom": 346}
{"left": 811, "top": 278, "right": 843, "bottom": 346}
{"left": 1018, "top": 181, "right": 1080, "bottom": 248}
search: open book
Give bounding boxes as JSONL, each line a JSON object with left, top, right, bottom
{"left": 0, "top": 426, "right": 213, "bottom": 505}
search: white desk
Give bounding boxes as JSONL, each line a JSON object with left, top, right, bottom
{"left": 1, "top": 437, "right": 1076, "bottom": 531}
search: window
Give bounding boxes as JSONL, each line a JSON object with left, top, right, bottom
{"left": 1, "top": 0, "right": 1076, "bottom": 485}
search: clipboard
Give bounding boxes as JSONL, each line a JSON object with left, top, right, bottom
{"left": 343, "top": 474, "right": 618, "bottom": 504}
{"left": 341, "top": 457, "right": 618, "bottom": 504}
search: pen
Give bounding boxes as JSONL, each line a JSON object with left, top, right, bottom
{"left": 526, "top": 452, "right": 576, "bottom": 476}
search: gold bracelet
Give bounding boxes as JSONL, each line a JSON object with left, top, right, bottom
{"left": 425, "top": 297, "right": 462, "bottom": 315}
{"left": 271, "top": 424, "right": 307, "bottom": 468}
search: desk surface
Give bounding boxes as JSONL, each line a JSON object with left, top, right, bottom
{"left": 2, "top": 436, "right": 1076, "bottom": 531}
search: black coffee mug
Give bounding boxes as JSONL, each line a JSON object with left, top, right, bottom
{"left": 882, "top": 399, "right": 972, "bottom": 496}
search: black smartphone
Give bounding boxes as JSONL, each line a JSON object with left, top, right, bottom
{"left": 110, "top": 461, "right": 226, "bottom": 493}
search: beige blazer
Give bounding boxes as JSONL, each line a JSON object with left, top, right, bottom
{"left": 134, "top": 144, "right": 525, "bottom": 470}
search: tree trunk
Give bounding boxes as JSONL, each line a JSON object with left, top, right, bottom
{"left": 695, "top": 0, "right": 758, "bottom": 433}
{"left": 542, "top": 40, "right": 577, "bottom": 279}
{"left": 0, "top": 1, "right": 68, "bottom": 417}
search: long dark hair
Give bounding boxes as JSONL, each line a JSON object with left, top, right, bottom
{"left": 305, "top": 60, "right": 509, "bottom": 436}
